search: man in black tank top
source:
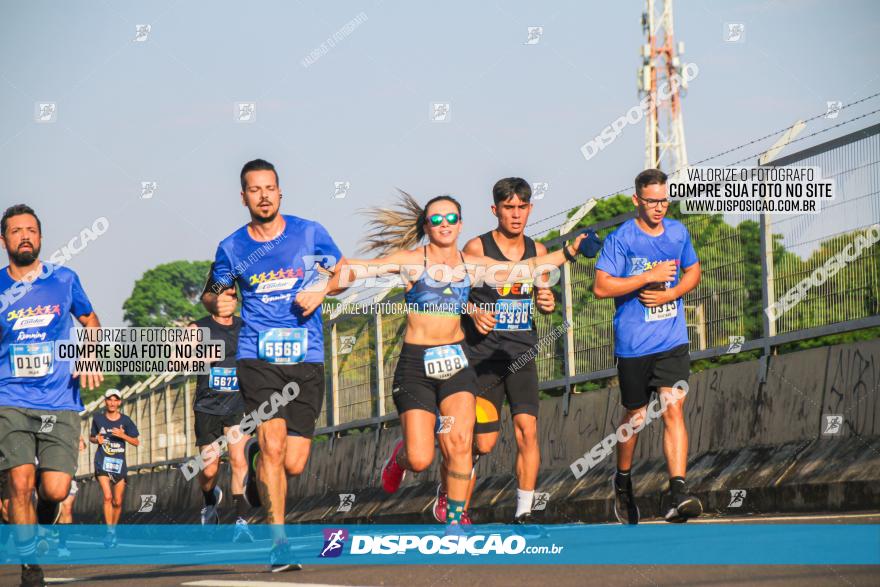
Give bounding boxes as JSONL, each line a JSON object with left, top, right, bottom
{"left": 432, "top": 178, "right": 556, "bottom": 525}
{"left": 189, "top": 274, "right": 253, "bottom": 541}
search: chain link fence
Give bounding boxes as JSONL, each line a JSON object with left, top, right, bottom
{"left": 78, "top": 124, "right": 880, "bottom": 474}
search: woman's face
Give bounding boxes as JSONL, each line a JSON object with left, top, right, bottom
{"left": 424, "top": 200, "right": 461, "bottom": 247}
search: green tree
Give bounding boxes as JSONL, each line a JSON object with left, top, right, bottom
{"left": 123, "top": 260, "right": 213, "bottom": 327}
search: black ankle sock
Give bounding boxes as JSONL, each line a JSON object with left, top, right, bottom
{"left": 203, "top": 489, "right": 217, "bottom": 506}
{"left": 669, "top": 476, "right": 687, "bottom": 496}
{"left": 615, "top": 469, "right": 632, "bottom": 489}
{"left": 233, "top": 494, "right": 249, "bottom": 517}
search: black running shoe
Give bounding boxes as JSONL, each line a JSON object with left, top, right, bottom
{"left": 243, "top": 437, "right": 262, "bottom": 508}
{"left": 35, "top": 497, "right": 59, "bottom": 526}
{"left": 21, "top": 564, "right": 45, "bottom": 587}
{"left": 664, "top": 490, "right": 703, "bottom": 523}
{"left": 612, "top": 475, "right": 639, "bottom": 525}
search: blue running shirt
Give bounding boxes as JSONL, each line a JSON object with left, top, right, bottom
{"left": 595, "top": 218, "right": 699, "bottom": 358}
{"left": 210, "top": 215, "right": 342, "bottom": 363}
{"left": 0, "top": 264, "right": 93, "bottom": 411}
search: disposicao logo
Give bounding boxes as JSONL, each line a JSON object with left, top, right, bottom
{"left": 319, "top": 528, "right": 348, "bottom": 558}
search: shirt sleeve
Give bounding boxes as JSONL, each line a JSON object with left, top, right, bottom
{"left": 205, "top": 246, "right": 234, "bottom": 295}
{"left": 680, "top": 225, "right": 699, "bottom": 269}
{"left": 594, "top": 230, "right": 627, "bottom": 277}
{"left": 126, "top": 416, "right": 140, "bottom": 438}
{"left": 69, "top": 272, "right": 94, "bottom": 318}
{"left": 90, "top": 417, "right": 98, "bottom": 436}
{"left": 313, "top": 223, "right": 343, "bottom": 269}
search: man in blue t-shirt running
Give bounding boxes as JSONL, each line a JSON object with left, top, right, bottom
{"left": 202, "top": 159, "right": 346, "bottom": 572}
{"left": 594, "top": 169, "right": 703, "bottom": 525}
{"left": 0, "top": 205, "right": 103, "bottom": 586}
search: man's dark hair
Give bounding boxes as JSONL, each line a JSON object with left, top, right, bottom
{"left": 1, "top": 204, "right": 41, "bottom": 237}
{"left": 634, "top": 168, "right": 667, "bottom": 196}
{"left": 492, "top": 177, "right": 532, "bottom": 205}
{"left": 240, "top": 159, "right": 279, "bottom": 191}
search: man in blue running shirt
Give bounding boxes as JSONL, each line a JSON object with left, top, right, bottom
{"left": 594, "top": 169, "right": 703, "bottom": 525}
{"left": 202, "top": 159, "right": 346, "bottom": 572}
{"left": 0, "top": 205, "right": 103, "bottom": 586}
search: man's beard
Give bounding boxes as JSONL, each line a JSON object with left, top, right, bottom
{"left": 252, "top": 206, "right": 278, "bottom": 224}
{"left": 9, "top": 243, "right": 40, "bottom": 266}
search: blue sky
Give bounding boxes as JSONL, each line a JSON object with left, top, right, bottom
{"left": 2, "top": 0, "right": 879, "bottom": 324}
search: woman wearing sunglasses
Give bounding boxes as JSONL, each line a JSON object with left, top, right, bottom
{"left": 340, "top": 191, "right": 595, "bottom": 525}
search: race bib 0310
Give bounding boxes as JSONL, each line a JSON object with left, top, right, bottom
{"left": 645, "top": 301, "right": 678, "bottom": 322}
{"left": 258, "top": 328, "right": 307, "bottom": 364}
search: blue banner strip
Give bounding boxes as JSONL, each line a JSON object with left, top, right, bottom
{"left": 0, "top": 524, "right": 877, "bottom": 566}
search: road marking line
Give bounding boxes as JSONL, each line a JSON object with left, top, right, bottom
{"left": 45, "top": 580, "right": 82, "bottom": 584}
{"left": 182, "top": 582, "right": 369, "bottom": 587}
{"left": 638, "top": 512, "right": 880, "bottom": 524}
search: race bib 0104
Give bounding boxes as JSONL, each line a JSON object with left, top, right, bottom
{"left": 645, "top": 301, "right": 678, "bottom": 322}
{"left": 102, "top": 456, "right": 123, "bottom": 474}
{"left": 494, "top": 299, "right": 533, "bottom": 331}
{"left": 258, "top": 328, "right": 307, "bottom": 364}
{"left": 10, "top": 343, "right": 54, "bottom": 378}
{"left": 424, "top": 344, "right": 468, "bottom": 380}
{"left": 209, "top": 367, "right": 238, "bottom": 391}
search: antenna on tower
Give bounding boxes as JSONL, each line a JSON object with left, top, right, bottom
{"left": 639, "top": 0, "right": 689, "bottom": 178}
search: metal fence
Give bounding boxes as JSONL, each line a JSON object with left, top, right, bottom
{"left": 78, "top": 124, "right": 880, "bottom": 474}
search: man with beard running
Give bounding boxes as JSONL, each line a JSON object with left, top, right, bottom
{"left": 202, "top": 159, "right": 346, "bottom": 571}
{"left": 0, "top": 205, "right": 103, "bottom": 587}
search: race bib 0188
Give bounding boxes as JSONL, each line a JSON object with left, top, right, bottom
{"left": 424, "top": 344, "right": 468, "bottom": 380}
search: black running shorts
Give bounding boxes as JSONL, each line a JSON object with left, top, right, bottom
{"left": 616, "top": 343, "right": 690, "bottom": 410}
{"left": 391, "top": 342, "right": 479, "bottom": 415}
{"left": 472, "top": 359, "right": 540, "bottom": 435}
{"left": 236, "top": 359, "right": 325, "bottom": 438}
{"left": 194, "top": 410, "right": 246, "bottom": 446}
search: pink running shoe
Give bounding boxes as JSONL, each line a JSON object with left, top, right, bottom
{"left": 432, "top": 484, "right": 447, "bottom": 523}
{"left": 381, "top": 439, "right": 406, "bottom": 494}
{"left": 461, "top": 510, "right": 472, "bottom": 525}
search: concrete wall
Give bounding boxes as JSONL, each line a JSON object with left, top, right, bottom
{"left": 73, "top": 339, "right": 880, "bottom": 524}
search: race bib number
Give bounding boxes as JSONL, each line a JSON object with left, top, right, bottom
{"left": 258, "top": 328, "right": 307, "bottom": 364}
{"left": 494, "top": 299, "right": 533, "bottom": 331}
{"left": 209, "top": 367, "right": 238, "bottom": 392}
{"left": 645, "top": 301, "right": 678, "bottom": 322}
{"left": 424, "top": 344, "right": 468, "bottom": 380}
{"left": 10, "top": 343, "right": 54, "bottom": 378}
{"left": 102, "top": 457, "right": 123, "bottom": 474}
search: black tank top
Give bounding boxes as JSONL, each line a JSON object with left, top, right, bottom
{"left": 193, "top": 315, "right": 244, "bottom": 416}
{"left": 464, "top": 231, "right": 539, "bottom": 361}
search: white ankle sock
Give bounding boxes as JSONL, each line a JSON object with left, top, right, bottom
{"left": 515, "top": 489, "right": 534, "bottom": 518}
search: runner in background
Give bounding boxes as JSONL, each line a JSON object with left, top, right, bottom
{"left": 89, "top": 389, "right": 139, "bottom": 547}
{"left": 189, "top": 280, "right": 253, "bottom": 542}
